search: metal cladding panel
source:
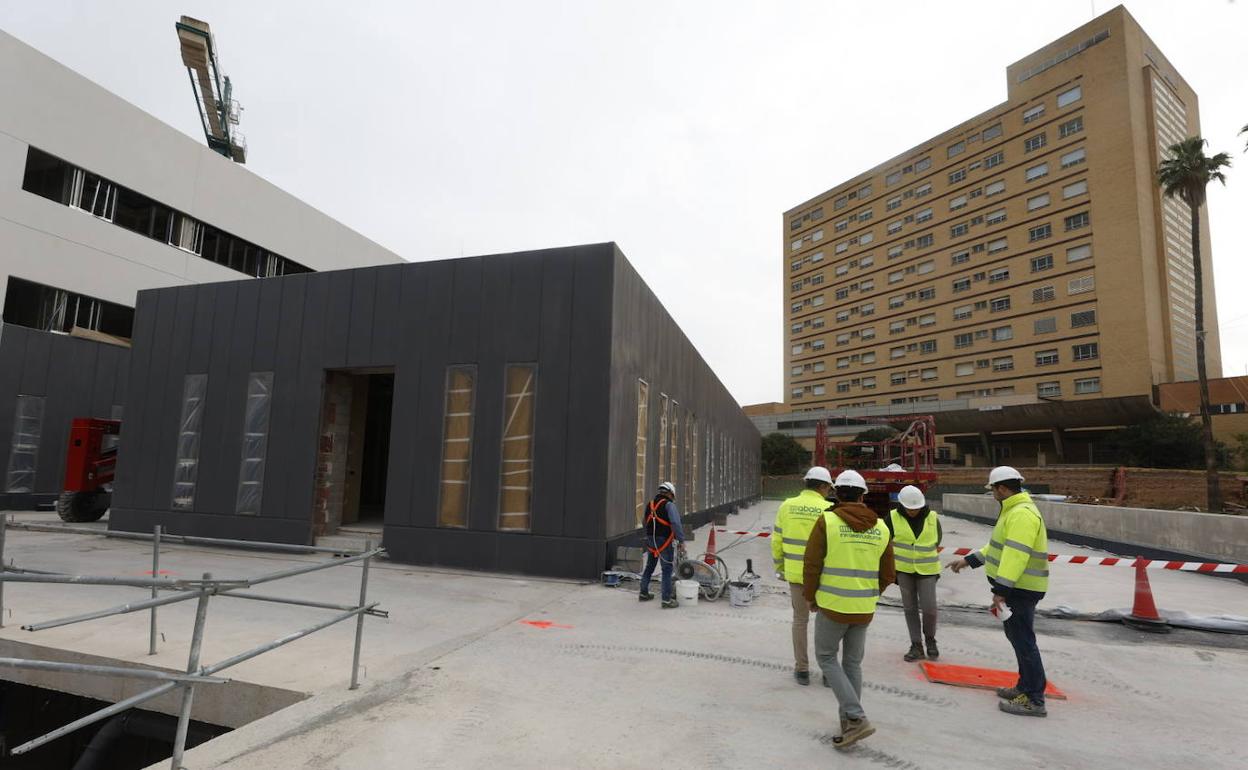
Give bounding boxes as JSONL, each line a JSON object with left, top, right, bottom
{"left": 263, "top": 275, "right": 308, "bottom": 520}
{"left": 251, "top": 279, "right": 284, "bottom": 372}
{"left": 89, "top": 343, "right": 119, "bottom": 416}
{"left": 383, "top": 264, "right": 427, "bottom": 528}
{"left": 199, "top": 281, "right": 259, "bottom": 515}
{"left": 323, "top": 272, "right": 355, "bottom": 369}
{"left": 346, "top": 267, "right": 378, "bottom": 368}
{"left": 560, "top": 246, "right": 615, "bottom": 540}
{"left": 0, "top": 328, "right": 29, "bottom": 485}
{"left": 529, "top": 252, "right": 574, "bottom": 538}
{"left": 16, "top": 327, "right": 50, "bottom": 395}
{"left": 404, "top": 261, "right": 455, "bottom": 530}
{"left": 280, "top": 274, "right": 330, "bottom": 520}
{"left": 468, "top": 260, "right": 510, "bottom": 531}
{"left": 369, "top": 264, "right": 405, "bottom": 365}
{"left": 35, "top": 335, "right": 91, "bottom": 491}
{"left": 112, "top": 291, "right": 160, "bottom": 508}
{"left": 187, "top": 284, "right": 218, "bottom": 372}
{"left": 149, "top": 287, "right": 200, "bottom": 513}
{"left": 131, "top": 290, "right": 179, "bottom": 510}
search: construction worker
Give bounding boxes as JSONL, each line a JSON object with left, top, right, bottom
{"left": 803, "top": 469, "right": 895, "bottom": 750}
{"left": 947, "top": 466, "right": 1050, "bottom": 717}
{"left": 885, "top": 485, "right": 941, "bottom": 661}
{"left": 772, "top": 466, "right": 834, "bottom": 685}
{"left": 639, "top": 482, "right": 686, "bottom": 608}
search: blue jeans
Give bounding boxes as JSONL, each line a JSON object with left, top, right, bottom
{"left": 1002, "top": 595, "right": 1047, "bottom": 704}
{"left": 640, "top": 548, "right": 675, "bottom": 600}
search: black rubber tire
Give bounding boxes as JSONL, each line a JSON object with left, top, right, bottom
{"left": 56, "top": 491, "right": 110, "bottom": 523}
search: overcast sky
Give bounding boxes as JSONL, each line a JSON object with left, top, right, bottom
{"left": 2, "top": 1, "right": 1245, "bottom": 405}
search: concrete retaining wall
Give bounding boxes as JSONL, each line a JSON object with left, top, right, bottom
{"left": 942, "top": 493, "right": 1248, "bottom": 565}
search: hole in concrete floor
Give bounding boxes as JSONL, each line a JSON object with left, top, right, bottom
{"left": 0, "top": 681, "right": 230, "bottom": 769}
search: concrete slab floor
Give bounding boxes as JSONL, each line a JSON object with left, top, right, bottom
{"left": 0, "top": 504, "right": 1245, "bottom": 769}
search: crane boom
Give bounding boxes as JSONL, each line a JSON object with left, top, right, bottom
{"left": 175, "top": 16, "right": 246, "bottom": 163}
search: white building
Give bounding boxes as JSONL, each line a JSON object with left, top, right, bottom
{"left": 0, "top": 27, "right": 401, "bottom": 507}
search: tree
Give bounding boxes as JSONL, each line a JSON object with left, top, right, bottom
{"left": 853, "top": 426, "right": 898, "bottom": 443}
{"left": 1158, "top": 137, "right": 1232, "bottom": 511}
{"left": 1241, "top": 124, "right": 1247, "bottom": 153}
{"left": 1103, "top": 413, "right": 1230, "bottom": 470}
{"left": 760, "top": 432, "right": 809, "bottom": 476}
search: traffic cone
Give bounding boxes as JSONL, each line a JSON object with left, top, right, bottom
{"left": 1124, "top": 559, "right": 1170, "bottom": 634}
{"left": 704, "top": 526, "right": 717, "bottom": 566}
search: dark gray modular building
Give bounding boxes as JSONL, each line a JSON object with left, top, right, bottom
{"left": 0, "top": 324, "right": 129, "bottom": 510}
{"left": 109, "top": 243, "right": 759, "bottom": 578}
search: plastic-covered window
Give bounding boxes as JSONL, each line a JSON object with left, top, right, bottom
{"left": 5, "top": 395, "right": 46, "bottom": 492}
{"left": 499, "top": 365, "right": 536, "bottom": 532}
{"left": 172, "top": 375, "right": 207, "bottom": 510}
{"left": 236, "top": 372, "right": 274, "bottom": 515}
{"left": 438, "top": 367, "right": 476, "bottom": 528}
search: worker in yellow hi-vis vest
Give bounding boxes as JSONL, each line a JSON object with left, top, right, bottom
{"left": 884, "top": 485, "right": 942, "bottom": 662}
{"left": 772, "top": 466, "right": 834, "bottom": 685}
{"left": 948, "top": 466, "right": 1050, "bottom": 718}
{"left": 802, "top": 470, "right": 896, "bottom": 750}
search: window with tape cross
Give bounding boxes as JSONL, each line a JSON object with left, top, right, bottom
{"left": 438, "top": 366, "right": 476, "bottom": 528}
{"left": 498, "top": 365, "right": 536, "bottom": 532}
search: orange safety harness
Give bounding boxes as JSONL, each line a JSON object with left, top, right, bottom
{"left": 644, "top": 498, "right": 675, "bottom": 558}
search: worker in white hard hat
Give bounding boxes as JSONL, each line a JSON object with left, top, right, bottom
{"left": 772, "top": 466, "right": 834, "bottom": 685}
{"left": 947, "top": 466, "right": 1050, "bottom": 717}
{"left": 884, "top": 485, "right": 942, "bottom": 662}
{"left": 802, "top": 468, "right": 896, "bottom": 750}
{"left": 639, "top": 482, "right": 686, "bottom": 608}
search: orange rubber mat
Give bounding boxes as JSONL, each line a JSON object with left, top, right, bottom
{"left": 920, "top": 661, "right": 1067, "bottom": 699}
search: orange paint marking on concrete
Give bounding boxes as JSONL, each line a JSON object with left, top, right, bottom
{"left": 520, "top": 620, "right": 574, "bottom": 630}
{"left": 920, "top": 661, "right": 1067, "bottom": 700}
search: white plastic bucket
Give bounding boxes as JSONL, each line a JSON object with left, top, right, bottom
{"left": 676, "top": 580, "right": 700, "bottom": 605}
{"left": 728, "top": 581, "right": 754, "bottom": 608}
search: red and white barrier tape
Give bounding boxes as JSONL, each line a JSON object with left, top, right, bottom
{"left": 712, "top": 531, "right": 1247, "bottom": 573}
{"left": 938, "top": 547, "right": 1248, "bottom": 574}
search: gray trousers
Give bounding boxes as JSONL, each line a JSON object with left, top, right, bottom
{"left": 788, "top": 583, "right": 810, "bottom": 672}
{"left": 814, "top": 614, "right": 868, "bottom": 720}
{"left": 896, "top": 572, "right": 938, "bottom": 645}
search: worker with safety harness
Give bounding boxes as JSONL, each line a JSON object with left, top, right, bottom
{"left": 639, "top": 482, "right": 686, "bottom": 608}
{"left": 884, "top": 484, "right": 942, "bottom": 662}
{"left": 947, "top": 466, "right": 1050, "bottom": 717}
{"left": 772, "top": 466, "right": 835, "bottom": 685}
{"left": 802, "top": 469, "right": 896, "bottom": 750}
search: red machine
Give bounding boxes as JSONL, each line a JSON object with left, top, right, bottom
{"left": 816, "top": 416, "right": 939, "bottom": 518}
{"left": 57, "top": 418, "right": 121, "bottom": 522}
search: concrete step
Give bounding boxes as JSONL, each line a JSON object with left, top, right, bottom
{"left": 314, "top": 534, "right": 369, "bottom": 553}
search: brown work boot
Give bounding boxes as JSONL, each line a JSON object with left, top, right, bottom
{"left": 832, "top": 717, "right": 875, "bottom": 749}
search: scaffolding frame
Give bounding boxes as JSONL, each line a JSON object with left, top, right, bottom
{"left": 0, "top": 516, "right": 387, "bottom": 768}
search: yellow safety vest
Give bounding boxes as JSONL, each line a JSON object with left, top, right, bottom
{"left": 815, "top": 510, "right": 890, "bottom": 615}
{"left": 890, "top": 508, "right": 940, "bottom": 576}
{"left": 771, "top": 489, "right": 828, "bottom": 583}
{"left": 979, "top": 492, "right": 1049, "bottom": 593}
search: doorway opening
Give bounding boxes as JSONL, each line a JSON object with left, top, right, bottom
{"left": 313, "top": 368, "right": 394, "bottom": 537}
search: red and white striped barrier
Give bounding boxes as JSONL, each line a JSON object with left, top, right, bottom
{"left": 938, "top": 547, "right": 1248, "bottom": 574}
{"left": 715, "top": 530, "right": 1247, "bottom": 573}
{"left": 714, "top": 529, "right": 771, "bottom": 538}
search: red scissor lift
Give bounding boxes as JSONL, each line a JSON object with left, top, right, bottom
{"left": 815, "top": 415, "right": 939, "bottom": 517}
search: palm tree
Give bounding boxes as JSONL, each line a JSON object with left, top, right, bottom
{"left": 1157, "top": 137, "right": 1231, "bottom": 511}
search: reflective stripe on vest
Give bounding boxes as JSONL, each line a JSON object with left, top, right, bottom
{"left": 889, "top": 509, "right": 940, "bottom": 576}
{"left": 815, "top": 511, "right": 890, "bottom": 615}
{"left": 982, "top": 493, "right": 1049, "bottom": 592}
{"left": 773, "top": 490, "right": 829, "bottom": 582}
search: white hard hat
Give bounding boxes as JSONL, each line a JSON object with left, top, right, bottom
{"left": 985, "top": 466, "right": 1025, "bottom": 489}
{"left": 804, "top": 466, "right": 833, "bottom": 484}
{"left": 658, "top": 481, "right": 676, "bottom": 495}
{"left": 898, "top": 485, "right": 926, "bottom": 510}
{"left": 834, "top": 469, "right": 869, "bottom": 491}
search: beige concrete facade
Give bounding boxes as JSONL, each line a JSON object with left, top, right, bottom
{"left": 783, "top": 6, "right": 1220, "bottom": 413}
